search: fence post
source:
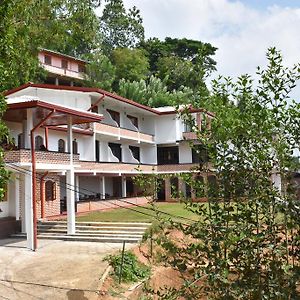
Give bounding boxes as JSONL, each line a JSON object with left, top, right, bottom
{"left": 119, "top": 240, "right": 126, "bottom": 284}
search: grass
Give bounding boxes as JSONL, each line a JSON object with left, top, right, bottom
{"left": 76, "top": 202, "right": 199, "bottom": 223}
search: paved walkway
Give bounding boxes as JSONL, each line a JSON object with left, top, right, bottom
{"left": 0, "top": 238, "right": 132, "bottom": 300}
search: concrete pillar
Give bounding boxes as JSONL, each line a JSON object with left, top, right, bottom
{"left": 75, "top": 175, "right": 80, "bottom": 202}
{"left": 66, "top": 170, "right": 75, "bottom": 234}
{"left": 67, "top": 117, "right": 75, "bottom": 234}
{"left": 122, "top": 176, "right": 127, "bottom": 198}
{"left": 165, "top": 178, "right": 171, "bottom": 201}
{"left": 25, "top": 168, "right": 34, "bottom": 250}
{"left": 100, "top": 176, "right": 105, "bottom": 199}
{"left": 272, "top": 172, "right": 282, "bottom": 193}
{"left": 15, "top": 174, "right": 20, "bottom": 220}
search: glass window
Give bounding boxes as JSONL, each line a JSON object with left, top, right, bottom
{"left": 157, "top": 147, "right": 179, "bottom": 165}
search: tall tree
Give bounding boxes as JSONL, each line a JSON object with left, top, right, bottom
{"left": 100, "top": 0, "right": 144, "bottom": 53}
{"left": 111, "top": 48, "right": 149, "bottom": 83}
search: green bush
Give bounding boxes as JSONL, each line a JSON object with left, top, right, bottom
{"left": 104, "top": 251, "right": 150, "bottom": 283}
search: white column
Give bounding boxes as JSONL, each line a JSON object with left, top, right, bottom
{"left": 122, "top": 176, "right": 127, "bottom": 198}
{"left": 15, "top": 174, "right": 20, "bottom": 221}
{"left": 67, "top": 117, "right": 75, "bottom": 234}
{"left": 272, "top": 172, "right": 282, "bottom": 193}
{"left": 25, "top": 168, "right": 34, "bottom": 250}
{"left": 75, "top": 175, "right": 80, "bottom": 202}
{"left": 25, "top": 109, "right": 33, "bottom": 149}
{"left": 100, "top": 176, "right": 106, "bottom": 199}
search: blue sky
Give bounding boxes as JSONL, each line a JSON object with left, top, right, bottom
{"left": 237, "top": 0, "right": 299, "bottom": 9}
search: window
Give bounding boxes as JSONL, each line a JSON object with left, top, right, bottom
{"left": 45, "top": 180, "right": 56, "bottom": 201}
{"left": 18, "top": 133, "right": 24, "bottom": 149}
{"left": 91, "top": 105, "right": 98, "bottom": 113}
{"left": 35, "top": 135, "right": 44, "bottom": 150}
{"left": 73, "top": 139, "right": 78, "bottom": 154}
{"left": 58, "top": 139, "right": 65, "bottom": 153}
{"left": 44, "top": 55, "right": 52, "bottom": 65}
{"left": 107, "top": 109, "right": 120, "bottom": 126}
{"left": 157, "top": 146, "right": 179, "bottom": 165}
{"left": 95, "top": 140, "right": 100, "bottom": 162}
{"left": 127, "top": 115, "right": 138, "bottom": 128}
{"left": 108, "top": 143, "right": 122, "bottom": 161}
{"left": 78, "top": 64, "right": 86, "bottom": 73}
{"left": 129, "top": 146, "right": 140, "bottom": 161}
{"left": 61, "top": 59, "right": 68, "bottom": 69}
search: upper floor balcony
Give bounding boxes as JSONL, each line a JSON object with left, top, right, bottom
{"left": 42, "top": 63, "right": 85, "bottom": 81}
{"left": 4, "top": 149, "right": 80, "bottom": 166}
{"left": 94, "top": 123, "right": 155, "bottom": 144}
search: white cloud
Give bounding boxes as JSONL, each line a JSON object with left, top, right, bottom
{"left": 123, "top": 0, "right": 300, "bottom": 83}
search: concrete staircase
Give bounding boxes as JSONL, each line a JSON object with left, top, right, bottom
{"left": 34, "top": 220, "right": 151, "bottom": 243}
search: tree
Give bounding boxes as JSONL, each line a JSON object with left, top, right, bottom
{"left": 140, "top": 37, "right": 217, "bottom": 91}
{"left": 111, "top": 48, "right": 149, "bottom": 83}
{"left": 83, "top": 51, "right": 116, "bottom": 91}
{"left": 118, "top": 75, "right": 194, "bottom": 107}
{"left": 100, "top": 0, "right": 144, "bottom": 53}
{"left": 141, "top": 48, "right": 300, "bottom": 299}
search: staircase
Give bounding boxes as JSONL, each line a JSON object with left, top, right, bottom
{"left": 35, "top": 220, "right": 151, "bottom": 243}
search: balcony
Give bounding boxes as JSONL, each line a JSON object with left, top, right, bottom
{"left": 42, "top": 63, "right": 85, "bottom": 80}
{"left": 77, "top": 160, "right": 155, "bottom": 173}
{"left": 94, "top": 123, "right": 155, "bottom": 143}
{"left": 4, "top": 149, "right": 80, "bottom": 165}
{"left": 157, "top": 163, "right": 201, "bottom": 173}
{"left": 182, "top": 131, "right": 198, "bottom": 140}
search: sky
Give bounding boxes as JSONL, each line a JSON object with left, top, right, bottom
{"left": 121, "top": 0, "right": 300, "bottom": 83}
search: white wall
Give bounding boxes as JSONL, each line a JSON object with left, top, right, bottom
{"left": 140, "top": 145, "right": 157, "bottom": 164}
{"left": 122, "top": 145, "right": 139, "bottom": 163}
{"left": 179, "top": 142, "right": 192, "bottom": 164}
{"left": 79, "top": 176, "right": 101, "bottom": 196}
{"left": 155, "top": 115, "right": 177, "bottom": 144}
{"left": 139, "top": 116, "right": 155, "bottom": 135}
{"left": 75, "top": 133, "right": 94, "bottom": 161}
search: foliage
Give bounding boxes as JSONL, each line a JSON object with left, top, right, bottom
{"left": 83, "top": 51, "right": 116, "bottom": 91}
{"left": 142, "top": 48, "right": 300, "bottom": 299}
{"left": 100, "top": 0, "right": 144, "bottom": 53}
{"left": 104, "top": 250, "right": 150, "bottom": 283}
{"left": 111, "top": 48, "right": 149, "bottom": 84}
{"left": 140, "top": 37, "right": 217, "bottom": 92}
{"left": 118, "top": 75, "right": 194, "bottom": 107}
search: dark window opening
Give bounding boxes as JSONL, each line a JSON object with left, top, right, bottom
{"left": 95, "top": 140, "right": 100, "bottom": 162}
{"left": 44, "top": 55, "right": 52, "bottom": 65}
{"left": 78, "top": 64, "right": 86, "bottom": 73}
{"left": 58, "top": 139, "right": 65, "bottom": 153}
{"left": 157, "top": 146, "right": 179, "bottom": 165}
{"left": 61, "top": 59, "right": 68, "bottom": 69}
{"left": 45, "top": 180, "right": 56, "bottom": 201}
{"left": 109, "top": 143, "right": 122, "bottom": 161}
{"left": 127, "top": 115, "right": 138, "bottom": 128}
{"left": 91, "top": 105, "right": 98, "bottom": 113}
{"left": 18, "top": 133, "right": 25, "bottom": 149}
{"left": 35, "top": 135, "right": 45, "bottom": 150}
{"left": 129, "top": 146, "right": 140, "bottom": 161}
{"left": 73, "top": 139, "right": 78, "bottom": 154}
{"left": 107, "top": 109, "right": 120, "bottom": 126}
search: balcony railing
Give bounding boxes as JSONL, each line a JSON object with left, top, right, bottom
{"left": 42, "top": 63, "right": 85, "bottom": 80}
{"left": 78, "top": 160, "right": 155, "bottom": 173}
{"left": 4, "top": 149, "right": 79, "bottom": 165}
{"left": 182, "top": 131, "right": 198, "bottom": 140}
{"left": 94, "top": 123, "right": 154, "bottom": 143}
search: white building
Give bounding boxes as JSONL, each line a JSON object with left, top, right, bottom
{"left": 0, "top": 50, "right": 214, "bottom": 249}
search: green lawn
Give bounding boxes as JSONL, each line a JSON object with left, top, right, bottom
{"left": 76, "top": 202, "right": 199, "bottom": 223}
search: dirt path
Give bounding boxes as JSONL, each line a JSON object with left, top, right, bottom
{"left": 0, "top": 238, "right": 133, "bottom": 300}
